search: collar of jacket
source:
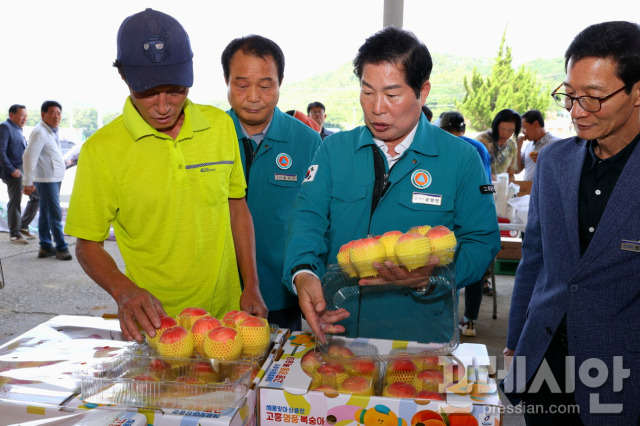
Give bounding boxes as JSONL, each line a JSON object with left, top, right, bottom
{"left": 227, "top": 106, "right": 290, "bottom": 144}
{"left": 353, "top": 114, "right": 440, "bottom": 157}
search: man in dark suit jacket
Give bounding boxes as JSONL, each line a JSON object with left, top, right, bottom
{"left": 0, "top": 105, "right": 38, "bottom": 244}
{"left": 502, "top": 21, "right": 640, "bottom": 425}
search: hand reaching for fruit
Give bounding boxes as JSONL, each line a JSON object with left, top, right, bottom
{"left": 294, "top": 272, "right": 350, "bottom": 344}
{"left": 116, "top": 284, "right": 167, "bottom": 343}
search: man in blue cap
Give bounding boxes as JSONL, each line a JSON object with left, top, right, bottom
{"left": 65, "top": 9, "right": 267, "bottom": 343}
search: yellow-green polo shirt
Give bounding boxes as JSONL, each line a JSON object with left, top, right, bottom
{"left": 65, "top": 98, "right": 246, "bottom": 318}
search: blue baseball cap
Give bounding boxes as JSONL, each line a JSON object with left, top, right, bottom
{"left": 116, "top": 8, "right": 193, "bottom": 92}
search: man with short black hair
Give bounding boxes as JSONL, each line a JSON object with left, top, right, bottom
{"left": 503, "top": 21, "right": 640, "bottom": 424}
{"left": 23, "top": 101, "right": 70, "bottom": 260}
{"left": 222, "top": 35, "right": 321, "bottom": 330}
{"left": 0, "top": 104, "right": 39, "bottom": 244}
{"left": 284, "top": 27, "right": 500, "bottom": 342}
{"left": 514, "top": 109, "right": 560, "bottom": 181}
{"left": 307, "top": 101, "right": 334, "bottom": 140}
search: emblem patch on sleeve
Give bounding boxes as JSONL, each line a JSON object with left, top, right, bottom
{"left": 303, "top": 165, "right": 319, "bottom": 183}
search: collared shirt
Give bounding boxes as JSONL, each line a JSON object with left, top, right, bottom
{"left": 320, "top": 127, "right": 334, "bottom": 140}
{"left": 239, "top": 119, "right": 272, "bottom": 146}
{"left": 578, "top": 134, "right": 640, "bottom": 255}
{"left": 373, "top": 123, "right": 418, "bottom": 168}
{"left": 521, "top": 132, "right": 560, "bottom": 181}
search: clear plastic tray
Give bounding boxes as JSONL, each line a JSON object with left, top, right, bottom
{"left": 318, "top": 251, "right": 458, "bottom": 359}
{"left": 77, "top": 353, "right": 254, "bottom": 411}
{"left": 301, "top": 350, "right": 467, "bottom": 399}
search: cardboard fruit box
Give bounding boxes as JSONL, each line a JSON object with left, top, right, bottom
{"left": 259, "top": 332, "right": 502, "bottom": 426}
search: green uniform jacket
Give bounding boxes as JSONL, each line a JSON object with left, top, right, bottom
{"left": 228, "top": 107, "right": 322, "bottom": 311}
{"left": 283, "top": 115, "right": 500, "bottom": 342}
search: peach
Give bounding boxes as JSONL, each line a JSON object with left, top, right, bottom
{"left": 133, "top": 373, "right": 158, "bottom": 382}
{"left": 337, "top": 376, "right": 373, "bottom": 396}
{"left": 415, "top": 355, "right": 441, "bottom": 371}
{"left": 191, "top": 316, "right": 222, "bottom": 356}
{"left": 378, "top": 230, "right": 403, "bottom": 264}
{"left": 222, "top": 310, "right": 240, "bottom": 327}
{"left": 156, "top": 325, "right": 194, "bottom": 360}
{"left": 425, "top": 225, "right": 456, "bottom": 265}
{"left": 312, "top": 362, "right": 348, "bottom": 388}
{"left": 415, "top": 390, "right": 446, "bottom": 402}
{"left": 239, "top": 316, "right": 271, "bottom": 356}
{"left": 347, "top": 357, "right": 377, "bottom": 378}
{"left": 327, "top": 345, "right": 355, "bottom": 359}
{"left": 232, "top": 311, "right": 251, "bottom": 327}
{"left": 301, "top": 350, "right": 322, "bottom": 376}
{"left": 408, "top": 225, "right": 432, "bottom": 236}
{"left": 203, "top": 326, "right": 243, "bottom": 360}
{"left": 146, "top": 315, "right": 178, "bottom": 350}
{"left": 177, "top": 307, "right": 210, "bottom": 331}
{"left": 349, "top": 237, "right": 386, "bottom": 278}
{"left": 149, "top": 358, "right": 170, "bottom": 374}
{"left": 385, "top": 358, "right": 417, "bottom": 384}
{"left": 394, "top": 233, "right": 431, "bottom": 271}
{"left": 413, "top": 369, "right": 445, "bottom": 392}
{"left": 337, "top": 241, "right": 358, "bottom": 278}
{"left": 383, "top": 381, "right": 417, "bottom": 398}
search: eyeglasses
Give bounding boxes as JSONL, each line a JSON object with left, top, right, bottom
{"left": 551, "top": 84, "right": 627, "bottom": 112}
{"left": 309, "top": 110, "right": 325, "bottom": 116}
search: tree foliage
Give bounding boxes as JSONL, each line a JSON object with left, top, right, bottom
{"left": 73, "top": 107, "right": 98, "bottom": 138}
{"left": 457, "top": 32, "right": 551, "bottom": 131}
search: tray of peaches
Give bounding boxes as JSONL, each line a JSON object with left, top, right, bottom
{"left": 77, "top": 353, "right": 255, "bottom": 411}
{"left": 133, "top": 307, "right": 278, "bottom": 363}
{"left": 300, "top": 345, "right": 465, "bottom": 402}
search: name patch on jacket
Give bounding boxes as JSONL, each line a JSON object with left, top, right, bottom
{"left": 480, "top": 185, "right": 496, "bottom": 194}
{"left": 621, "top": 240, "right": 640, "bottom": 253}
{"left": 412, "top": 192, "right": 442, "bottom": 206}
{"left": 275, "top": 173, "right": 297, "bottom": 182}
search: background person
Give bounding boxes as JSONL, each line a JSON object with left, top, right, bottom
{"left": 0, "top": 104, "right": 39, "bottom": 244}
{"left": 223, "top": 35, "right": 322, "bottom": 330}
{"left": 514, "top": 109, "right": 561, "bottom": 181}
{"left": 284, "top": 26, "right": 500, "bottom": 342}
{"left": 476, "top": 108, "right": 521, "bottom": 180}
{"left": 22, "top": 101, "right": 70, "bottom": 260}
{"left": 438, "top": 111, "right": 492, "bottom": 337}
{"left": 307, "top": 101, "right": 334, "bottom": 140}
{"left": 502, "top": 21, "right": 640, "bottom": 424}
{"left": 65, "top": 9, "right": 266, "bottom": 343}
